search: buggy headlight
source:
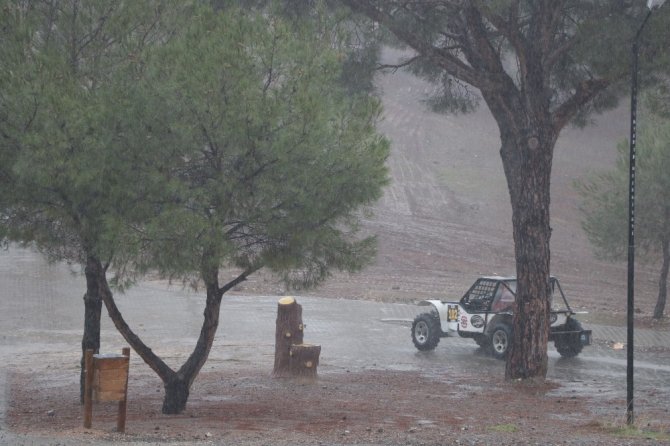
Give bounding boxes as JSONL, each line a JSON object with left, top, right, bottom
{"left": 549, "top": 313, "right": 558, "bottom": 324}
{"left": 471, "top": 315, "right": 485, "bottom": 328}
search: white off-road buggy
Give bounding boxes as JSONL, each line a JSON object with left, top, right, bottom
{"left": 411, "top": 276, "right": 592, "bottom": 359}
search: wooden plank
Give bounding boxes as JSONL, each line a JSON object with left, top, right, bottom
{"left": 83, "top": 349, "right": 94, "bottom": 428}
{"left": 94, "top": 357, "right": 129, "bottom": 370}
{"left": 117, "top": 347, "right": 130, "bottom": 432}
{"left": 87, "top": 348, "right": 131, "bottom": 422}
{"left": 96, "top": 368, "right": 128, "bottom": 383}
{"left": 94, "top": 378, "right": 128, "bottom": 397}
{"left": 94, "top": 390, "right": 127, "bottom": 402}
{"left": 93, "top": 366, "right": 128, "bottom": 400}
{"left": 117, "top": 399, "right": 127, "bottom": 432}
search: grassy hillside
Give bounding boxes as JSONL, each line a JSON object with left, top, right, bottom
{"left": 239, "top": 54, "right": 662, "bottom": 319}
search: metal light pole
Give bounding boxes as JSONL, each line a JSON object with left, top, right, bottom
{"left": 627, "top": 0, "right": 666, "bottom": 426}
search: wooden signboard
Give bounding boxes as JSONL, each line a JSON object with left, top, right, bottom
{"left": 93, "top": 353, "right": 129, "bottom": 402}
{"left": 83, "top": 347, "right": 130, "bottom": 432}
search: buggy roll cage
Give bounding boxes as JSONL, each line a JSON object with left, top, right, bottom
{"left": 458, "top": 276, "right": 574, "bottom": 314}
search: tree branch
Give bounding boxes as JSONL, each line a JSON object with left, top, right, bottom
{"left": 219, "top": 264, "right": 263, "bottom": 295}
{"left": 376, "top": 55, "right": 421, "bottom": 72}
{"left": 481, "top": 9, "right": 528, "bottom": 83}
{"left": 341, "top": 0, "right": 486, "bottom": 89}
{"left": 545, "top": 35, "right": 577, "bottom": 71}
{"left": 97, "top": 259, "right": 175, "bottom": 381}
{"left": 551, "top": 78, "right": 609, "bottom": 132}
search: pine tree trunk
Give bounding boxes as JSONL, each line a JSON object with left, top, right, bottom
{"left": 654, "top": 238, "right": 669, "bottom": 319}
{"left": 506, "top": 160, "right": 551, "bottom": 381}
{"left": 99, "top": 257, "right": 225, "bottom": 414}
{"left": 94, "top": 257, "right": 179, "bottom": 411}
{"left": 273, "top": 297, "right": 304, "bottom": 377}
{"left": 80, "top": 255, "right": 102, "bottom": 403}
{"left": 96, "top": 253, "right": 251, "bottom": 415}
{"left": 162, "top": 375, "right": 190, "bottom": 414}
{"left": 494, "top": 125, "right": 554, "bottom": 381}
{"left": 161, "top": 273, "right": 224, "bottom": 414}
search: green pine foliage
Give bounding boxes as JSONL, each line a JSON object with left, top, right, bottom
{"left": 0, "top": 0, "right": 190, "bottom": 264}
{"left": 576, "top": 110, "right": 670, "bottom": 318}
{"left": 133, "top": 3, "right": 389, "bottom": 289}
{"left": 1, "top": 0, "right": 389, "bottom": 290}
{"left": 574, "top": 143, "right": 629, "bottom": 261}
{"left": 576, "top": 113, "right": 670, "bottom": 261}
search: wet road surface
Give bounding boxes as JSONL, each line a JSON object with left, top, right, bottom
{"left": 1, "top": 248, "right": 669, "bottom": 437}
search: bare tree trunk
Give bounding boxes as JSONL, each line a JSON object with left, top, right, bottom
{"left": 80, "top": 255, "right": 102, "bottom": 403}
{"left": 162, "top": 375, "right": 191, "bottom": 414}
{"left": 94, "top": 259, "right": 174, "bottom": 379}
{"left": 93, "top": 253, "right": 256, "bottom": 414}
{"left": 494, "top": 123, "right": 554, "bottom": 381}
{"left": 654, "top": 238, "right": 669, "bottom": 319}
{"left": 162, "top": 269, "right": 224, "bottom": 414}
{"left": 91, "top": 257, "right": 179, "bottom": 412}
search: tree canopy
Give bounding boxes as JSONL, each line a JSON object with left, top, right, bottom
{"left": 0, "top": 0, "right": 189, "bottom": 400}
{"left": 1, "top": 0, "right": 389, "bottom": 413}
{"left": 132, "top": 5, "right": 389, "bottom": 288}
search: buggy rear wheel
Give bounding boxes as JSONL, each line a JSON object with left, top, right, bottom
{"left": 411, "top": 313, "right": 441, "bottom": 351}
{"left": 490, "top": 323, "right": 511, "bottom": 360}
{"left": 555, "top": 318, "right": 584, "bottom": 358}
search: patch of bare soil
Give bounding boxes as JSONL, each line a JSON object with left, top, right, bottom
{"left": 7, "top": 362, "right": 668, "bottom": 445}
{"left": 635, "top": 316, "right": 670, "bottom": 330}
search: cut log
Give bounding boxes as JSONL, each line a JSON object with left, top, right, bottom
{"left": 288, "top": 344, "right": 321, "bottom": 379}
{"left": 273, "top": 297, "right": 304, "bottom": 377}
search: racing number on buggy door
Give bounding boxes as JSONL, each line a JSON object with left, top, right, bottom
{"left": 447, "top": 305, "right": 458, "bottom": 322}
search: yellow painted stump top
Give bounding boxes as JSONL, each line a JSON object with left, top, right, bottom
{"left": 278, "top": 296, "right": 295, "bottom": 305}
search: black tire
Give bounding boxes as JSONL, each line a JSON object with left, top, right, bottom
{"left": 474, "top": 334, "right": 490, "bottom": 349}
{"left": 554, "top": 318, "right": 584, "bottom": 358}
{"left": 411, "top": 312, "right": 441, "bottom": 351}
{"left": 489, "top": 323, "right": 511, "bottom": 360}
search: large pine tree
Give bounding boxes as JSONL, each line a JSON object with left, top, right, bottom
{"left": 1, "top": 1, "right": 389, "bottom": 413}
{"left": 340, "top": 0, "right": 670, "bottom": 379}
{"left": 0, "top": 0, "right": 187, "bottom": 401}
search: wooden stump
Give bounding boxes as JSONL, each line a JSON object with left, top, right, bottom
{"left": 289, "top": 344, "right": 321, "bottom": 379}
{"left": 273, "top": 297, "right": 304, "bottom": 377}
